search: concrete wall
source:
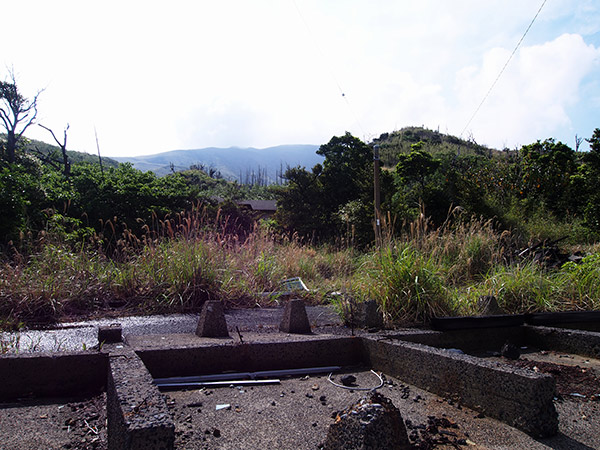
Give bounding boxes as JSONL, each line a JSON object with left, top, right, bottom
{"left": 136, "top": 336, "right": 365, "bottom": 378}
{"left": 525, "top": 325, "right": 600, "bottom": 358}
{"left": 106, "top": 345, "right": 174, "bottom": 450}
{"left": 0, "top": 351, "right": 107, "bottom": 400}
{"left": 362, "top": 336, "right": 558, "bottom": 437}
{"left": 388, "top": 327, "right": 526, "bottom": 353}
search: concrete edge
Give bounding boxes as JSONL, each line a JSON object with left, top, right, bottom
{"left": 0, "top": 351, "right": 107, "bottom": 400}
{"left": 525, "top": 324, "right": 600, "bottom": 359}
{"left": 106, "top": 344, "right": 174, "bottom": 450}
{"left": 135, "top": 335, "right": 365, "bottom": 379}
{"left": 387, "top": 326, "right": 527, "bottom": 353}
{"left": 362, "top": 336, "right": 558, "bottom": 437}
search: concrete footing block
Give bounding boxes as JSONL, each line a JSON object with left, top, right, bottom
{"left": 107, "top": 345, "right": 174, "bottom": 450}
{"left": 347, "top": 299, "right": 384, "bottom": 329}
{"left": 99, "top": 324, "right": 122, "bottom": 343}
{"left": 279, "top": 298, "right": 311, "bottom": 334}
{"left": 195, "top": 300, "right": 230, "bottom": 338}
{"left": 477, "top": 295, "right": 504, "bottom": 315}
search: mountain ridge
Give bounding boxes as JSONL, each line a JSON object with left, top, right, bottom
{"left": 111, "top": 144, "right": 323, "bottom": 180}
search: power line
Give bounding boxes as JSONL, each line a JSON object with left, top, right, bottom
{"left": 460, "top": 0, "right": 547, "bottom": 138}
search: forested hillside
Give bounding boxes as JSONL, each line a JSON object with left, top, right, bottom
{"left": 274, "top": 128, "right": 600, "bottom": 246}
{"left": 373, "top": 126, "right": 499, "bottom": 167}
{"left": 2, "top": 125, "right": 600, "bottom": 246}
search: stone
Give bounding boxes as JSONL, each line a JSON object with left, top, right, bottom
{"left": 341, "top": 375, "right": 357, "bottom": 387}
{"left": 323, "top": 392, "right": 411, "bottom": 450}
{"left": 195, "top": 301, "right": 230, "bottom": 338}
{"left": 279, "top": 298, "right": 311, "bottom": 334}
{"left": 501, "top": 341, "right": 520, "bottom": 360}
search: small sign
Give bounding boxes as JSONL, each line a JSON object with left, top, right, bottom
{"left": 281, "top": 277, "right": 309, "bottom": 292}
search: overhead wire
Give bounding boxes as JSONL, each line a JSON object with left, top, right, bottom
{"left": 291, "top": 0, "right": 367, "bottom": 138}
{"left": 460, "top": 0, "right": 548, "bottom": 138}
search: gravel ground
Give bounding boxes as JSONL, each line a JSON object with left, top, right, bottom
{"left": 0, "top": 394, "right": 107, "bottom": 450}
{"left": 1, "top": 366, "right": 599, "bottom": 449}
{"left": 163, "top": 368, "right": 599, "bottom": 450}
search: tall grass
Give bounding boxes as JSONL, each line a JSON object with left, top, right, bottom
{"left": 464, "top": 263, "right": 563, "bottom": 313}
{"left": 353, "top": 245, "right": 453, "bottom": 322}
{"left": 1, "top": 206, "right": 599, "bottom": 329}
{"left": 0, "top": 208, "right": 356, "bottom": 328}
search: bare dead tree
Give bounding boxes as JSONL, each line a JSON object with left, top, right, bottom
{"left": 575, "top": 134, "right": 583, "bottom": 152}
{"left": 29, "top": 145, "right": 62, "bottom": 172}
{"left": 94, "top": 126, "right": 104, "bottom": 177}
{"left": 0, "top": 70, "right": 43, "bottom": 163}
{"left": 39, "top": 123, "right": 70, "bottom": 177}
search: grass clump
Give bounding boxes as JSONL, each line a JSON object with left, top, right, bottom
{"left": 353, "top": 245, "right": 453, "bottom": 323}
{"left": 463, "top": 263, "right": 562, "bottom": 313}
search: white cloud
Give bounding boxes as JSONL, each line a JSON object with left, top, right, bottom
{"left": 2, "top": 1, "right": 599, "bottom": 156}
{"left": 453, "top": 33, "right": 600, "bottom": 148}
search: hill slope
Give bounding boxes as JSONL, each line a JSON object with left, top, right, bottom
{"left": 374, "top": 126, "right": 500, "bottom": 167}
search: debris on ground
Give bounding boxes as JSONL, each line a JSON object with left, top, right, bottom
{"left": 506, "top": 359, "right": 600, "bottom": 401}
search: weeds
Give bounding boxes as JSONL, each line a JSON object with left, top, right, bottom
{"left": 0, "top": 207, "right": 599, "bottom": 330}
{"left": 353, "top": 245, "right": 453, "bottom": 323}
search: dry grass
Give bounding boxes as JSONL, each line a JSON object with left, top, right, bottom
{"left": 1, "top": 207, "right": 599, "bottom": 329}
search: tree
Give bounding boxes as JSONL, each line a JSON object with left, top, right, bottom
{"left": 317, "top": 132, "right": 373, "bottom": 207}
{"left": 584, "top": 128, "right": 600, "bottom": 170}
{"left": 0, "top": 71, "right": 42, "bottom": 163}
{"left": 396, "top": 150, "right": 440, "bottom": 191}
{"left": 519, "top": 139, "right": 576, "bottom": 216}
{"left": 273, "top": 165, "right": 326, "bottom": 238}
{"left": 582, "top": 129, "right": 600, "bottom": 230}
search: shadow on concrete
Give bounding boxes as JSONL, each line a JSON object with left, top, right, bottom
{"left": 538, "top": 433, "right": 596, "bottom": 450}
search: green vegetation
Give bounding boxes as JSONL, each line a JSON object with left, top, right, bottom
{"left": 1, "top": 75, "right": 600, "bottom": 329}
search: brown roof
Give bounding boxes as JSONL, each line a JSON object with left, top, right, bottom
{"left": 236, "top": 200, "right": 277, "bottom": 212}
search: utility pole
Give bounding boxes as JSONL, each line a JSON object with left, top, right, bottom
{"left": 373, "top": 144, "right": 381, "bottom": 246}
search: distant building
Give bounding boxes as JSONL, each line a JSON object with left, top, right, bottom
{"left": 236, "top": 200, "right": 277, "bottom": 219}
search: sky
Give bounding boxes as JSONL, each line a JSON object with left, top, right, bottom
{"left": 2, "top": 0, "right": 599, "bottom": 157}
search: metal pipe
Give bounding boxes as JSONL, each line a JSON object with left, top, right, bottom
{"left": 153, "top": 366, "right": 342, "bottom": 386}
{"left": 157, "top": 379, "right": 281, "bottom": 390}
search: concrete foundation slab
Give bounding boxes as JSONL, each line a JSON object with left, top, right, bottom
{"left": 132, "top": 335, "right": 365, "bottom": 379}
{"left": 4, "top": 312, "right": 600, "bottom": 448}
